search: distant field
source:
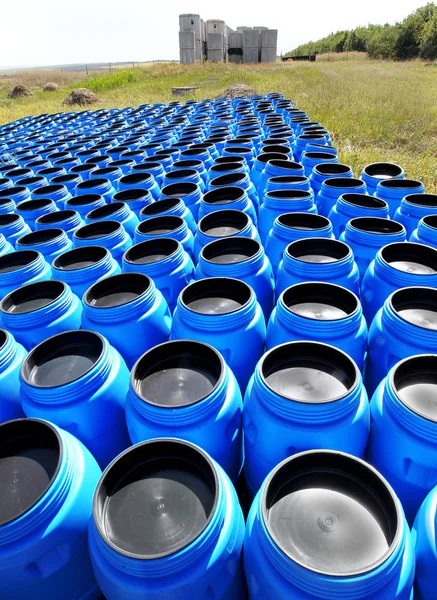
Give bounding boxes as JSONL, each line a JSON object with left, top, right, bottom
{"left": 1, "top": 60, "right": 436, "bottom": 192}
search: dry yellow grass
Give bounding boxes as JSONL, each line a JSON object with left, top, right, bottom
{"left": 0, "top": 60, "right": 436, "bottom": 192}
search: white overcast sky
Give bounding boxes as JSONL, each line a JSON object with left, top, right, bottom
{"left": 0, "top": 0, "right": 428, "bottom": 68}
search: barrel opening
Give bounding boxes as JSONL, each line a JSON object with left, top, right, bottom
{"left": 203, "top": 187, "right": 245, "bottom": 205}
{"left": 124, "top": 238, "right": 179, "bottom": 264}
{"left": 209, "top": 164, "right": 242, "bottom": 176}
{"left": 324, "top": 178, "right": 363, "bottom": 189}
{"left": 391, "top": 287, "right": 437, "bottom": 318}
{"left": 132, "top": 340, "right": 223, "bottom": 407}
{"left": 165, "top": 169, "right": 197, "bottom": 180}
{"left": 199, "top": 209, "right": 250, "bottom": 236}
{"left": 16, "top": 176, "right": 46, "bottom": 186}
{"left": 140, "top": 198, "right": 180, "bottom": 217}
{"left": 0, "top": 250, "right": 40, "bottom": 274}
{"left": 161, "top": 182, "right": 197, "bottom": 196}
{"left": 7, "top": 168, "right": 30, "bottom": 178}
{"left": 0, "top": 419, "right": 61, "bottom": 527}
{"left": 182, "top": 277, "right": 252, "bottom": 315}
{"left": 393, "top": 355, "right": 437, "bottom": 422}
{"left": 287, "top": 238, "right": 349, "bottom": 262}
{"left": 215, "top": 156, "right": 245, "bottom": 165}
{"left": 75, "top": 220, "right": 120, "bottom": 240}
{"left": 70, "top": 164, "right": 96, "bottom": 175}
{"left": 32, "top": 184, "right": 64, "bottom": 196}
{"left": 266, "top": 190, "right": 312, "bottom": 200}
{"left": 93, "top": 439, "right": 217, "bottom": 559}
{"left": 17, "top": 199, "right": 53, "bottom": 212}
{"left": 350, "top": 217, "right": 404, "bottom": 234}
{"left": 261, "top": 341, "right": 357, "bottom": 402}
{"left": 404, "top": 193, "right": 437, "bottom": 207}
{"left": 282, "top": 282, "right": 358, "bottom": 318}
{"left": 379, "top": 179, "right": 422, "bottom": 190}
{"left": 137, "top": 215, "right": 183, "bottom": 235}
{"left": 21, "top": 330, "right": 104, "bottom": 388}
{"left": 381, "top": 242, "right": 437, "bottom": 272}
{"left": 53, "top": 246, "right": 107, "bottom": 270}
{"left": 0, "top": 213, "right": 21, "bottom": 225}
{"left": 92, "top": 167, "right": 120, "bottom": 177}
{"left": 423, "top": 215, "right": 437, "bottom": 230}
{"left": 18, "top": 228, "right": 64, "bottom": 245}
{"left": 114, "top": 189, "right": 150, "bottom": 202}
{"left": 304, "top": 152, "right": 337, "bottom": 160}
{"left": 363, "top": 162, "right": 403, "bottom": 179}
{"left": 85, "top": 273, "right": 151, "bottom": 308}
{"left": 315, "top": 164, "right": 351, "bottom": 176}
{"left": 269, "top": 176, "right": 308, "bottom": 186}
{"left": 201, "top": 236, "right": 260, "bottom": 264}
{"left": 76, "top": 178, "right": 108, "bottom": 190}
{"left": 0, "top": 329, "right": 7, "bottom": 350}
{"left": 37, "top": 210, "right": 76, "bottom": 224}
{"left": 2, "top": 280, "right": 65, "bottom": 315}
{"left": 87, "top": 203, "right": 125, "bottom": 220}
{"left": 342, "top": 194, "right": 387, "bottom": 210}
{"left": 267, "top": 160, "right": 301, "bottom": 172}
{"left": 119, "top": 173, "right": 151, "bottom": 186}
{"left": 172, "top": 159, "right": 203, "bottom": 169}
{"left": 262, "top": 450, "right": 400, "bottom": 576}
{"left": 66, "top": 194, "right": 103, "bottom": 207}
{"left": 210, "top": 173, "right": 246, "bottom": 187}
{"left": 261, "top": 145, "right": 291, "bottom": 155}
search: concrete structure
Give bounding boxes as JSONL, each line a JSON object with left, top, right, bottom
{"left": 179, "top": 14, "right": 277, "bottom": 64}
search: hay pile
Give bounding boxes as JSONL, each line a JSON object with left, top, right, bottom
{"left": 222, "top": 83, "right": 256, "bottom": 99}
{"left": 8, "top": 84, "right": 33, "bottom": 99}
{"left": 43, "top": 82, "right": 60, "bottom": 92}
{"left": 62, "top": 88, "right": 100, "bottom": 106}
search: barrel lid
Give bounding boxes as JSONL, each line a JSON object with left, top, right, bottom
{"left": 260, "top": 341, "right": 358, "bottom": 403}
{"left": 201, "top": 236, "right": 260, "bottom": 265}
{"left": 124, "top": 238, "right": 179, "bottom": 264}
{"left": 262, "top": 450, "right": 400, "bottom": 576}
{"left": 0, "top": 419, "right": 61, "bottom": 527}
{"left": 93, "top": 439, "right": 217, "bottom": 559}
{"left": 181, "top": 277, "right": 252, "bottom": 315}
{"left": 282, "top": 282, "right": 358, "bottom": 321}
{"left": 132, "top": 340, "right": 223, "bottom": 407}
{"left": 1, "top": 280, "right": 66, "bottom": 315}
{"left": 21, "top": 330, "right": 104, "bottom": 388}
{"left": 381, "top": 242, "right": 437, "bottom": 275}
{"left": 85, "top": 273, "right": 151, "bottom": 308}
{"left": 392, "top": 355, "right": 437, "bottom": 422}
{"left": 53, "top": 245, "right": 108, "bottom": 270}
{"left": 287, "top": 238, "right": 350, "bottom": 264}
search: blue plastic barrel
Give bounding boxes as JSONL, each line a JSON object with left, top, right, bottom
{"left": 394, "top": 193, "right": 437, "bottom": 237}
{"left": 126, "top": 340, "right": 243, "bottom": 479}
{"left": 74, "top": 178, "right": 115, "bottom": 204}
{"left": 244, "top": 341, "right": 369, "bottom": 496}
{"left": 368, "top": 354, "right": 437, "bottom": 524}
{"left": 366, "top": 286, "right": 437, "bottom": 396}
{"left": 0, "top": 178, "right": 14, "bottom": 192}
{"left": 0, "top": 418, "right": 102, "bottom": 600}
{"left": 329, "top": 193, "right": 389, "bottom": 238}
{"left": 410, "top": 215, "right": 437, "bottom": 247}
{"left": 5, "top": 167, "right": 33, "bottom": 184}
{"left": 196, "top": 237, "right": 275, "bottom": 320}
{"left": 258, "top": 160, "right": 304, "bottom": 198}
{"left": 16, "top": 198, "right": 58, "bottom": 230}
{"left": 413, "top": 485, "right": 437, "bottom": 600}
{"left": 89, "top": 166, "right": 122, "bottom": 185}
{"left": 73, "top": 221, "right": 132, "bottom": 266}
{"left": 16, "top": 228, "right": 72, "bottom": 260}
{"left": 0, "top": 250, "right": 51, "bottom": 300}
{"left": 267, "top": 282, "right": 367, "bottom": 369}
{"left": 310, "top": 163, "right": 353, "bottom": 199}
{"left": 198, "top": 186, "right": 257, "bottom": 226}
{"left": 0, "top": 233, "right": 13, "bottom": 257}
{"left": 86, "top": 201, "right": 139, "bottom": 238}
{"left": 194, "top": 209, "right": 259, "bottom": 258}
{"left": 82, "top": 273, "right": 171, "bottom": 368}
{"left": 89, "top": 438, "right": 245, "bottom": 600}
{"left": 209, "top": 172, "right": 259, "bottom": 209}
{"left": 16, "top": 175, "right": 49, "bottom": 192}
{"left": 70, "top": 163, "right": 98, "bottom": 180}
{"left": 134, "top": 215, "right": 194, "bottom": 256}
{"left": 111, "top": 188, "right": 153, "bottom": 217}
{"left": 140, "top": 197, "right": 196, "bottom": 234}
{"left": 163, "top": 168, "right": 205, "bottom": 193}
{"left": 1, "top": 280, "right": 81, "bottom": 350}
{"left": 259, "top": 189, "right": 316, "bottom": 244}
{"left": 317, "top": 177, "right": 367, "bottom": 217}
{"left": 52, "top": 246, "right": 121, "bottom": 299}
{"left": 172, "top": 277, "right": 266, "bottom": 391}
{"left": 361, "top": 162, "right": 405, "bottom": 195}
{"left": 245, "top": 449, "right": 414, "bottom": 599}
{"left": 51, "top": 174, "right": 83, "bottom": 195}
{"left": 122, "top": 239, "right": 195, "bottom": 312}
{"left": 265, "top": 175, "right": 311, "bottom": 194}
{"left": 172, "top": 158, "right": 207, "bottom": 184}
{"left": 276, "top": 238, "right": 360, "bottom": 297}
{"left": 251, "top": 153, "right": 287, "bottom": 192}
{"left": 65, "top": 193, "right": 106, "bottom": 218}
{"left": 340, "top": 217, "right": 407, "bottom": 281}
{"left": 35, "top": 209, "right": 84, "bottom": 238}
{"left": 0, "top": 214, "right": 31, "bottom": 246}
{"left": 0, "top": 185, "right": 30, "bottom": 207}
{"left": 361, "top": 242, "right": 437, "bottom": 324}
{"left": 0, "top": 330, "right": 26, "bottom": 422}
{"left": 117, "top": 172, "right": 160, "bottom": 199}
{"left": 301, "top": 151, "right": 338, "bottom": 177}
{"left": 20, "top": 330, "right": 131, "bottom": 469}
{"left": 31, "top": 183, "right": 71, "bottom": 207}
{"left": 375, "top": 179, "right": 425, "bottom": 218}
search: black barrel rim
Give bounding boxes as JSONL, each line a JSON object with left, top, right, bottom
{"left": 124, "top": 238, "right": 180, "bottom": 265}
{"left": 286, "top": 238, "right": 351, "bottom": 263}
{"left": 17, "top": 228, "right": 64, "bottom": 247}
{"left": 202, "top": 187, "right": 245, "bottom": 206}
{"left": 390, "top": 287, "right": 437, "bottom": 331}
{"left": 84, "top": 273, "right": 151, "bottom": 309}
{"left": 201, "top": 236, "right": 261, "bottom": 265}
{"left": 137, "top": 215, "right": 184, "bottom": 236}
{"left": 349, "top": 217, "right": 405, "bottom": 235}
{"left": 363, "top": 162, "right": 404, "bottom": 179}
{"left": 262, "top": 450, "right": 401, "bottom": 576}
{"left": 1, "top": 280, "right": 66, "bottom": 315}
{"left": 87, "top": 202, "right": 125, "bottom": 220}
{"left": 140, "top": 198, "right": 180, "bottom": 218}
{"left": 315, "top": 164, "right": 351, "bottom": 176}
{"left": 92, "top": 438, "right": 218, "bottom": 559}
{"left": 198, "top": 209, "right": 249, "bottom": 236}
{"left": 0, "top": 250, "right": 40, "bottom": 274}
{"left": 277, "top": 212, "right": 330, "bottom": 230}
{"left": 74, "top": 220, "right": 121, "bottom": 240}
{"left": 341, "top": 193, "right": 387, "bottom": 210}
{"left": 282, "top": 282, "right": 359, "bottom": 321}
{"left": 403, "top": 193, "right": 437, "bottom": 207}
{"left": 36, "top": 210, "right": 77, "bottom": 225}
{"left": 381, "top": 242, "right": 437, "bottom": 274}
{"left": 52, "top": 246, "right": 108, "bottom": 271}
{"left": 181, "top": 277, "right": 253, "bottom": 315}
{"left": 66, "top": 194, "right": 103, "bottom": 207}
{"left": 392, "top": 355, "right": 437, "bottom": 422}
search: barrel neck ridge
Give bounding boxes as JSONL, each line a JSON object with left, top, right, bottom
{"left": 382, "top": 301, "right": 437, "bottom": 346}
{"left": 252, "top": 367, "right": 363, "bottom": 422}
{"left": 199, "top": 248, "right": 265, "bottom": 278}
{"left": 255, "top": 493, "right": 406, "bottom": 597}
{"left": 2, "top": 253, "right": 49, "bottom": 285}
{"left": 24, "top": 232, "right": 70, "bottom": 255}
{"left": 400, "top": 200, "right": 435, "bottom": 219}
{"left": 0, "top": 426, "right": 74, "bottom": 545}
{"left": 1, "top": 216, "right": 27, "bottom": 235}
{"left": 20, "top": 338, "right": 113, "bottom": 404}
{"left": 344, "top": 224, "right": 406, "bottom": 248}
{"left": 124, "top": 243, "right": 187, "bottom": 274}
{"left": 263, "top": 195, "right": 314, "bottom": 211}
{"left": 272, "top": 220, "right": 332, "bottom": 242}
{"left": 383, "top": 378, "right": 437, "bottom": 442}
{"left": 53, "top": 251, "right": 115, "bottom": 283}
{"left": 91, "top": 470, "right": 225, "bottom": 576}
{"left": 283, "top": 253, "right": 354, "bottom": 278}
{"left": 336, "top": 199, "right": 388, "bottom": 219}
{"left": 76, "top": 225, "right": 129, "bottom": 249}
{"left": 416, "top": 220, "right": 437, "bottom": 245}
{"left": 1, "top": 285, "right": 75, "bottom": 328}
{"left": 176, "top": 291, "right": 257, "bottom": 330}
{"left": 0, "top": 331, "right": 20, "bottom": 370}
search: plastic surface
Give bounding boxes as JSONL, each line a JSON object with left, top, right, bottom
{"left": 329, "top": 193, "right": 389, "bottom": 238}
{"left": 413, "top": 485, "right": 437, "bottom": 600}
{"left": 0, "top": 330, "right": 26, "bottom": 423}
{"left": 73, "top": 220, "right": 132, "bottom": 266}
{"left": 0, "top": 250, "right": 51, "bottom": 300}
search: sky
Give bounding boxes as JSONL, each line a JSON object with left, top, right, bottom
{"left": 0, "top": 0, "right": 429, "bottom": 69}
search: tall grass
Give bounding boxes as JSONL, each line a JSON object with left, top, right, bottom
{"left": 0, "top": 61, "right": 436, "bottom": 192}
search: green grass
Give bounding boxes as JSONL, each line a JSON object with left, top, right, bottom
{"left": 1, "top": 60, "right": 436, "bottom": 192}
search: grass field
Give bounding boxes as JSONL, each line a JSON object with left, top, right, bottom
{"left": 1, "top": 59, "right": 436, "bottom": 192}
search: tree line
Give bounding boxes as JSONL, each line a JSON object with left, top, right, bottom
{"left": 286, "top": 3, "right": 437, "bottom": 59}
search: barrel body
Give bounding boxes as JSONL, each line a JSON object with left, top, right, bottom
{"left": 329, "top": 195, "right": 389, "bottom": 238}
{"left": 375, "top": 179, "right": 425, "bottom": 218}
{"left": 0, "top": 331, "right": 26, "bottom": 422}
{"left": 394, "top": 194, "right": 437, "bottom": 237}
{"left": 0, "top": 251, "right": 52, "bottom": 300}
